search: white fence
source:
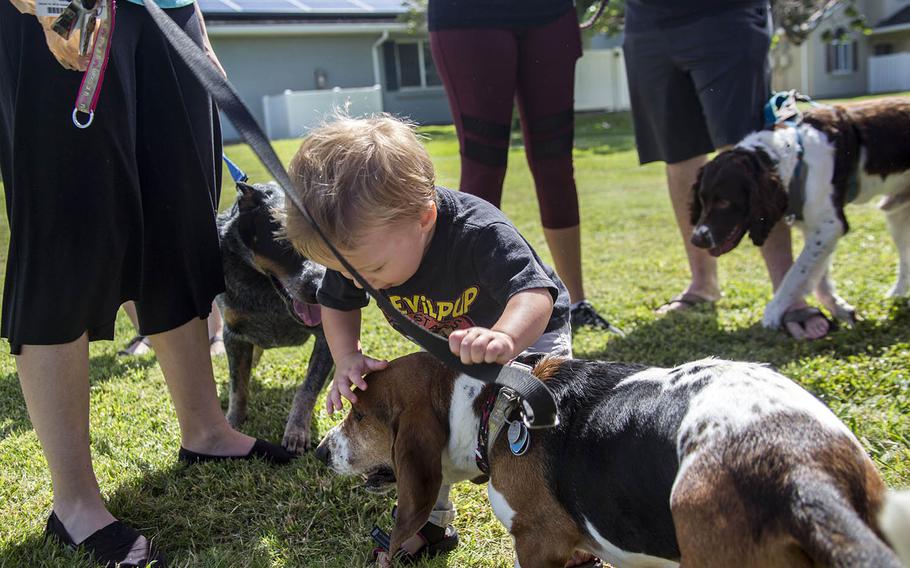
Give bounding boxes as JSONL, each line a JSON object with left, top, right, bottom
{"left": 259, "top": 49, "right": 628, "bottom": 140}
{"left": 868, "top": 52, "right": 910, "bottom": 94}
{"left": 262, "top": 85, "right": 383, "bottom": 140}
{"left": 574, "top": 48, "right": 630, "bottom": 112}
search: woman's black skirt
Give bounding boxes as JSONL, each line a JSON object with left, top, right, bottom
{"left": 0, "top": 1, "right": 224, "bottom": 354}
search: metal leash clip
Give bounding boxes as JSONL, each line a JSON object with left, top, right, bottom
{"left": 52, "top": 0, "right": 100, "bottom": 56}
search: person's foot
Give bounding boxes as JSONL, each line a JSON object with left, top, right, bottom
{"left": 209, "top": 335, "right": 225, "bottom": 357}
{"left": 371, "top": 512, "right": 458, "bottom": 566}
{"left": 655, "top": 288, "right": 719, "bottom": 315}
{"left": 47, "top": 503, "right": 117, "bottom": 546}
{"left": 570, "top": 300, "right": 624, "bottom": 335}
{"left": 178, "top": 438, "right": 294, "bottom": 465}
{"left": 117, "top": 335, "right": 151, "bottom": 357}
{"left": 782, "top": 303, "right": 831, "bottom": 340}
{"left": 45, "top": 509, "right": 166, "bottom": 567}
{"left": 564, "top": 550, "right": 602, "bottom": 567}
{"left": 180, "top": 428, "right": 257, "bottom": 459}
{"left": 398, "top": 521, "right": 457, "bottom": 557}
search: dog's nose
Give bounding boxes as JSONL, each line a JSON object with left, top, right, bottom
{"left": 314, "top": 442, "right": 330, "bottom": 464}
{"left": 690, "top": 225, "right": 714, "bottom": 249}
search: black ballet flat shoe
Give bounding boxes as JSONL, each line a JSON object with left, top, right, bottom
{"left": 45, "top": 511, "right": 167, "bottom": 567}
{"left": 177, "top": 438, "right": 294, "bottom": 465}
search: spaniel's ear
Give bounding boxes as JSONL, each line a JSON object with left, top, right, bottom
{"left": 747, "top": 159, "right": 789, "bottom": 246}
{"left": 689, "top": 165, "right": 707, "bottom": 227}
{"left": 388, "top": 406, "right": 447, "bottom": 556}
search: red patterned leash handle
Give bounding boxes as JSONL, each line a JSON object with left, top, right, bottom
{"left": 72, "top": 0, "right": 115, "bottom": 129}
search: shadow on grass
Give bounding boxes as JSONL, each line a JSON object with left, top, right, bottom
{"left": 0, "top": 445, "right": 401, "bottom": 568}
{"left": 0, "top": 354, "right": 158, "bottom": 438}
{"left": 584, "top": 299, "right": 910, "bottom": 370}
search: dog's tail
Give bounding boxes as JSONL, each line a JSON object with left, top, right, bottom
{"left": 788, "top": 475, "right": 905, "bottom": 568}
{"left": 879, "top": 490, "right": 910, "bottom": 566}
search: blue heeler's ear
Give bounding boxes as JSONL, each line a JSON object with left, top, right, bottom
{"left": 236, "top": 181, "right": 258, "bottom": 212}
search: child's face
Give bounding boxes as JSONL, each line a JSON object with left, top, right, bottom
{"left": 319, "top": 202, "right": 437, "bottom": 290}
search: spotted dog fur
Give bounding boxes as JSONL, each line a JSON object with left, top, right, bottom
{"left": 315, "top": 352, "right": 909, "bottom": 567}
{"left": 690, "top": 97, "right": 910, "bottom": 329}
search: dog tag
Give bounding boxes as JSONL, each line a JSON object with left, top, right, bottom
{"left": 51, "top": 0, "right": 95, "bottom": 40}
{"left": 507, "top": 420, "right": 522, "bottom": 445}
{"left": 508, "top": 421, "right": 529, "bottom": 456}
{"left": 76, "top": 3, "right": 98, "bottom": 57}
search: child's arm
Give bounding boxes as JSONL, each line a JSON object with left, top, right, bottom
{"left": 322, "top": 306, "right": 388, "bottom": 414}
{"left": 448, "top": 288, "right": 553, "bottom": 365}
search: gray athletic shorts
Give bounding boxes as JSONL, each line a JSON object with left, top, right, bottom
{"left": 622, "top": 4, "right": 772, "bottom": 165}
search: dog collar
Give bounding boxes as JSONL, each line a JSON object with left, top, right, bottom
{"left": 474, "top": 384, "right": 522, "bottom": 478}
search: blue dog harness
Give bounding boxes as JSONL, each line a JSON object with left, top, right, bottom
{"left": 763, "top": 91, "right": 810, "bottom": 220}
{"left": 762, "top": 91, "right": 859, "bottom": 221}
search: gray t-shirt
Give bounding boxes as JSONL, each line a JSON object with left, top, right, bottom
{"left": 317, "top": 187, "right": 570, "bottom": 339}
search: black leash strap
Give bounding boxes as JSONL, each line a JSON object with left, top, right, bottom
{"left": 144, "top": 1, "right": 558, "bottom": 428}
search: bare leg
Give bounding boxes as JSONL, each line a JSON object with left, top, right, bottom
{"left": 207, "top": 300, "right": 225, "bottom": 356}
{"left": 16, "top": 336, "right": 147, "bottom": 561}
{"left": 119, "top": 301, "right": 151, "bottom": 356}
{"left": 760, "top": 221, "right": 829, "bottom": 340}
{"left": 657, "top": 154, "right": 721, "bottom": 313}
{"left": 123, "top": 301, "right": 139, "bottom": 329}
{"left": 543, "top": 225, "right": 584, "bottom": 303}
{"left": 147, "top": 316, "right": 254, "bottom": 455}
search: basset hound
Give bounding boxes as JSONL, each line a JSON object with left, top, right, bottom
{"left": 690, "top": 97, "right": 910, "bottom": 330}
{"left": 315, "top": 352, "right": 910, "bottom": 567}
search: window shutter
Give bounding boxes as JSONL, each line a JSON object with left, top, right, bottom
{"left": 826, "top": 44, "right": 833, "bottom": 73}
{"left": 383, "top": 42, "right": 399, "bottom": 92}
{"left": 852, "top": 41, "right": 858, "bottom": 71}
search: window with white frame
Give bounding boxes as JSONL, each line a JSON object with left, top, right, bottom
{"left": 825, "top": 29, "right": 857, "bottom": 74}
{"left": 393, "top": 40, "right": 442, "bottom": 90}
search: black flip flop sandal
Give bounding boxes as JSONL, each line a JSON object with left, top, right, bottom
{"left": 178, "top": 438, "right": 294, "bottom": 465}
{"left": 656, "top": 292, "right": 714, "bottom": 313}
{"left": 567, "top": 555, "right": 604, "bottom": 568}
{"left": 117, "top": 335, "right": 151, "bottom": 357}
{"left": 45, "top": 511, "right": 167, "bottom": 567}
{"left": 369, "top": 509, "right": 458, "bottom": 565}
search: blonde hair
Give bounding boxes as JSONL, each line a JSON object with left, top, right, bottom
{"left": 282, "top": 114, "right": 436, "bottom": 262}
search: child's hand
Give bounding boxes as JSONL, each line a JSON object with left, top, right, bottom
{"left": 448, "top": 327, "right": 516, "bottom": 365}
{"left": 326, "top": 352, "right": 388, "bottom": 414}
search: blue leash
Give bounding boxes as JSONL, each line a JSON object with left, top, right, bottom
{"left": 222, "top": 153, "right": 248, "bottom": 183}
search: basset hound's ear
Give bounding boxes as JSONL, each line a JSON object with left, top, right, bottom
{"left": 388, "top": 405, "right": 447, "bottom": 556}
{"left": 689, "top": 165, "right": 707, "bottom": 227}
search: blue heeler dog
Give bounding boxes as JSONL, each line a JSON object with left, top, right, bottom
{"left": 216, "top": 181, "right": 333, "bottom": 453}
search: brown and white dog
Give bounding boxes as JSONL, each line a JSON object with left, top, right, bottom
{"left": 690, "top": 98, "right": 910, "bottom": 329}
{"left": 315, "top": 352, "right": 910, "bottom": 567}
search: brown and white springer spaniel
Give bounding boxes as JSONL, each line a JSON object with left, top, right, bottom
{"left": 315, "top": 352, "right": 910, "bottom": 567}
{"left": 690, "top": 98, "right": 910, "bottom": 330}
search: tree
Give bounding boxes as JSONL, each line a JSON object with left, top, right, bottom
{"left": 402, "top": 0, "right": 867, "bottom": 44}
{"left": 572, "top": 0, "right": 866, "bottom": 44}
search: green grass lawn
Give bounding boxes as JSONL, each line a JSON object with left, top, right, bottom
{"left": 1, "top": 99, "right": 909, "bottom": 567}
